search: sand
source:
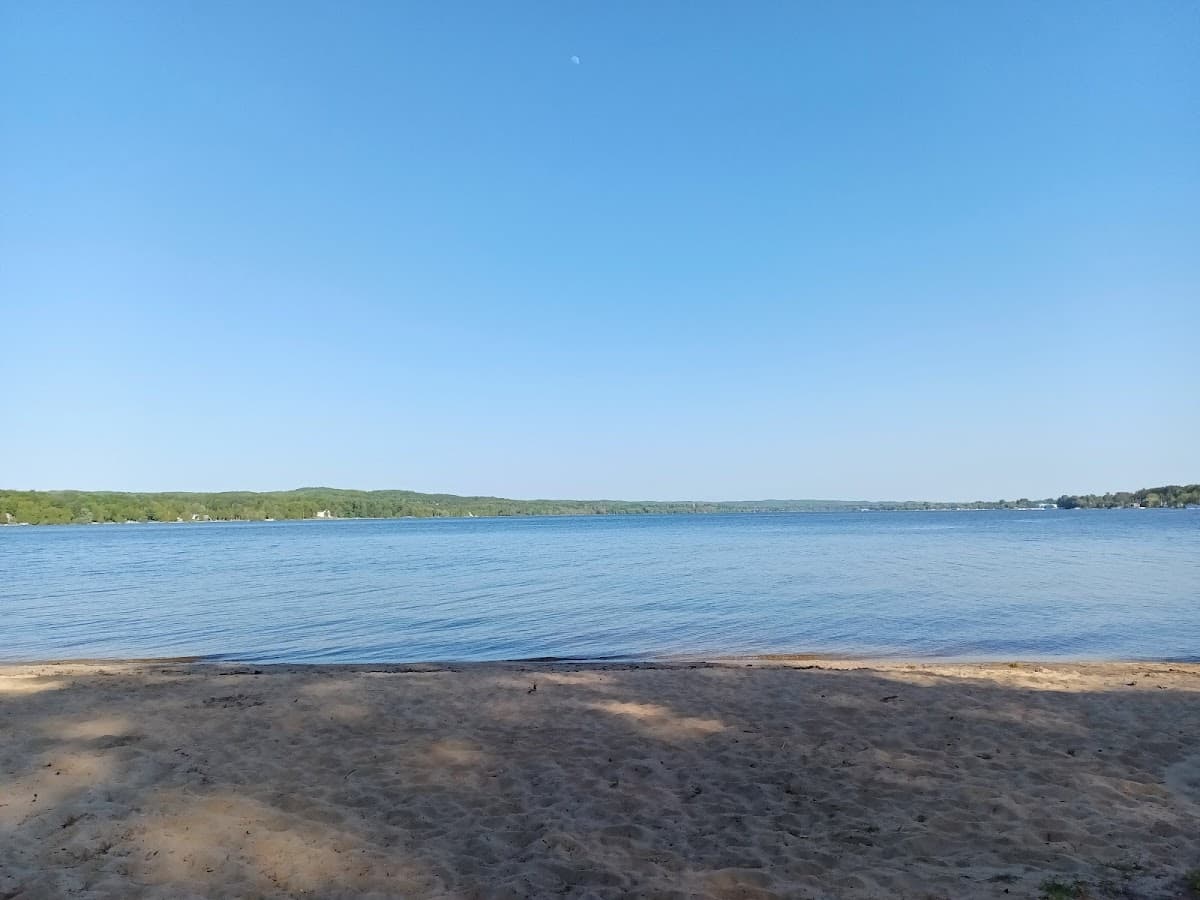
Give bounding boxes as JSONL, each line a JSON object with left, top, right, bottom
{"left": 1, "top": 659, "right": 1198, "bottom": 899}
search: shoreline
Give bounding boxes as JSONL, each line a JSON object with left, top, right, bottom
{"left": 4, "top": 505, "right": 1197, "bottom": 529}
{"left": 5, "top": 652, "right": 1200, "bottom": 669}
{"left": 3, "top": 659, "right": 1198, "bottom": 898}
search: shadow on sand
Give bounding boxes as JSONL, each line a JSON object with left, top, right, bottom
{"left": 1, "top": 660, "right": 1198, "bottom": 899}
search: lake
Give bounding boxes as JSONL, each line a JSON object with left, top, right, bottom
{"left": 2, "top": 510, "right": 1197, "bottom": 663}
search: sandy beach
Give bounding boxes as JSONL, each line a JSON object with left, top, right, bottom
{"left": 2, "top": 659, "right": 1198, "bottom": 899}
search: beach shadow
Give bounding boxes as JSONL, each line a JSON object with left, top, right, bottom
{"left": 1, "top": 661, "right": 1198, "bottom": 898}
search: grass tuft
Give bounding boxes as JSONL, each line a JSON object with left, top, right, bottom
{"left": 1184, "top": 868, "right": 1200, "bottom": 895}
{"left": 1039, "top": 878, "right": 1089, "bottom": 900}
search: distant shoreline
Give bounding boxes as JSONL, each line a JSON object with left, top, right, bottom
{"left": 4, "top": 505, "right": 1200, "bottom": 528}
{"left": 2, "top": 482, "right": 1196, "bottom": 526}
{"left": 3, "top": 505, "right": 1199, "bottom": 528}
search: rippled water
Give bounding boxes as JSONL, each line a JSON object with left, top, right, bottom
{"left": 2, "top": 510, "right": 1198, "bottom": 663}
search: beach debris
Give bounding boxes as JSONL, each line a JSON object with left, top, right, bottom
{"left": 527, "top": 683, "right": 537, "bottom": 694}
{"left": 879, "top": 695, "right": 899, "bottom": 702}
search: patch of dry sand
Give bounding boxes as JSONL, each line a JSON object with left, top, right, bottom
{"left": 1, "top": 660, "right": 1198, "bottom": 898}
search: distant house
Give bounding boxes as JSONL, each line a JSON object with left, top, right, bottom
{"left": 315, "top": 509, "right": 333, "bottom": 519}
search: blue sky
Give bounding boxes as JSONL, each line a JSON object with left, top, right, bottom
{"left": 2, "top": 1, "right": 1197, "bottom": 500}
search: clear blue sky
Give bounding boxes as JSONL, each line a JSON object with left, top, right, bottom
{"left": 2, "top": 1, "right": 1197, "bottom": 501}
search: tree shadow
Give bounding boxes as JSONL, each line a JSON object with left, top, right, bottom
{"left": 1, "top": 661, "right": 1198, "bottom": 899}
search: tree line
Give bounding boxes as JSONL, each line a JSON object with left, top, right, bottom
{"left": 1052, "top": 484, "right": 1199, "bottom": 509}
{"left": 0, "top": 484, "right": 1195, "bottom": 526}
{"left": 0, "top": 488, "right": 863, "bottom": 525}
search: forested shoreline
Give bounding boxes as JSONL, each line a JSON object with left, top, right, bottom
{"left": 1, "top": 484, "right": 1195, "bottom": 526}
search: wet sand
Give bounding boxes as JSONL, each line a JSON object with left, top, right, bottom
{"left": 2, "top": 659, "right": 1198, "bottom": 899}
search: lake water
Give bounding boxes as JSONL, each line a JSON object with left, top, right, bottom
{"left": 2, "top": 510, "right": 1198, "bottom": 663}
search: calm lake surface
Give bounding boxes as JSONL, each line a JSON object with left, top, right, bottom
{"left": 2, "top": 510, "right": 1198, "bottom": 663}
